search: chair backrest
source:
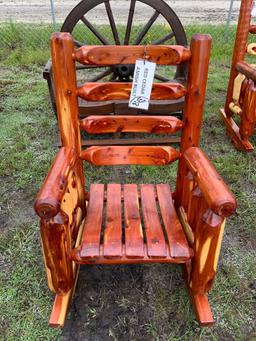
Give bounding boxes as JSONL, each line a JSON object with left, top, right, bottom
{"left": 51, "top": 32, "right": 211, "bottom": 168}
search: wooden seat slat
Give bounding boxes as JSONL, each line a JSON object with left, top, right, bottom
{"left": 103, "top": 184, "right": 122, "bottom": 257}
{"left": 123, "top": 184, "right": 144, "bottom": 258}
{"left": 77, "top": 82, "right": 186, "bottom": 101}
{"left": 140, "top": 184, "right": 167, "bottom": 257}
{"left": 74, "top": 45, "right": 191, "bottom": 66}
{"left": 81, "top": 146, "right": 181, "bottom": 166}
{"left": 80, "top": 115, "right": 183, "bottom": 134}
{"left": 156, "top": 184, "right": 190, "bottom": 258}
{"left": 79, "top": 184, "right": 104, "bottom": 258}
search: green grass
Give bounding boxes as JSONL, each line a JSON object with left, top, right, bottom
{"left": 0, "top": 24, "right": 256, "bottom": 340}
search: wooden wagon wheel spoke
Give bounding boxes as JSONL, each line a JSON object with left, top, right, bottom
{"left": 80, "top": 16, "right": 110, "bottom": 45}
{"left": 134, "top": 10, "right": 160, "bottom": 45}
{"left": 154, "top": 73, "right": 171, "bottom": 82}
{"left": 87, "top": 68, "right": 113, "bottom": 82}
{"left": 152, "top": 32, "right": 175, "bottom": 45}
{"left": 104, "top": 0, "right": 121, "bottom": 45}
{"left": 124, "top": 0, "right": 136, "bottom": 45}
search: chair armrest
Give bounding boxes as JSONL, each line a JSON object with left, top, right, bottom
{"left": 183, "top": 147, "right": 237, "bottom": 217}
{"left": 236, "top": 61, "right": 256, "bottom": 82}
{"left": 34, "top": 147, "right": 78, "bottom": 219}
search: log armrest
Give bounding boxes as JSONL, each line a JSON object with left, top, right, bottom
{"left": 183, "top": 147, "right": 237, "bottom": 218}
{"left": 34, "top": 147, "right": 78, "bottom": 219}
{"left": 236, "top": 61, "right": 256, "bottom": 82}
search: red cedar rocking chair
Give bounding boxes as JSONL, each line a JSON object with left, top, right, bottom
{"left": 34, "top": 32, "right": 237, "bottom": 327}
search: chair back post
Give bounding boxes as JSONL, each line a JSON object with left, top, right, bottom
{"left": 224, "top": 0, "right": 253, "bottom": 117}
{"left": 51, "top": 32, "right": 81, "bottom": 152}
{"left": 51, "top": 32, "right": 85, "bottom": 198}
{"left": 175, "top": 34, "right": 212, "bottom": 207}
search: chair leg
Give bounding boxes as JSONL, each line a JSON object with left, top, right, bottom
{"left": 49, "top": 220, "right": 84, "bottom": 327}
{"left": 49, "top": 263, "right": 80, "bottom": 327}
{"left": 220, "top": 108, "right": 254, "bottom": 151}
{"left": 183, "top": 263, "right": 214, "bottom": 326}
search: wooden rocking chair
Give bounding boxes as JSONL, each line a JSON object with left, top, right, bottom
{"left": 34, "top": 32, "right": 237, "bottom": 327}
{"left": 220, "top": 0, "right": 256, "bottom": 151}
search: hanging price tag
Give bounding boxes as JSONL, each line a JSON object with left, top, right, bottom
{"left": 129, "top": 59, "right": 156, "bottom": 110}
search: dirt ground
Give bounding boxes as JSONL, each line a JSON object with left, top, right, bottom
{"left": 1, "top": 0, "right": 240, "bottom": 24}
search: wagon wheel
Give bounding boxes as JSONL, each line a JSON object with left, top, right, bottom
{"left": 61, "top": 0, "right": 187, "bottom": 84}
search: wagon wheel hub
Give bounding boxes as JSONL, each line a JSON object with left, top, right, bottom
{"left": 112, "top": 64, "right": 135, "bottom": 81}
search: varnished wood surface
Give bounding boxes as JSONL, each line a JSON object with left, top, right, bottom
{"left": 73, "top": 184, "right": 192, "bottom": 261}
{"left": 123, "top": 184, "right": 144, "bottom": 258}
{"left": 103, "top": 184, "right": 122, "bottom": 257}
{"left": 80, "top": 115, "right": 183, "bottom": 134}
{"left": 156, "top": 184, "right": 190, "bottom": 258}
{"left": 77, "top": 82, "right": 186, "bottom": 101}
{"left": 34, "top": 147, "right": 77, "bottom": 219}
{"left": 74, "top": 45, "right": 191, "bottom": 65}
{"left": 79, "top": 184, "right": 104, "bottom": 259}
{"left": 224, "top": 0, "right": 253, "bottom": 116}
{"left": 236, "top": 61, "right": 256, "bottom": 83}
{"left": 220, "top": 108, "right": 254, "bottom": 151}
{"left": 175, "top": 34, "right": 212, "bottom": 207}
{"left": 239, "top": 78, "right": 256, "bottom": 139}
{"left": 81, "top": 146, "right": 181, "bottom": 166}
{"left": 183, "top": 147, "right": 237, "bottom": 217}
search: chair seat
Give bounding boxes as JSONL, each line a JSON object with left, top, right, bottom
{"left": 71, "top": 183, "right": 193, "bottom": 264}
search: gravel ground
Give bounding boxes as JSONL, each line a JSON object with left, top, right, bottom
{"left": 0, "top": 0, "right": 241, "bottom": 24}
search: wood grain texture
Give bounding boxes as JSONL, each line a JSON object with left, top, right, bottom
{"left": 74, "top": 45, "right": 191, "bottom": 65}
{"left": 80, "top": 115, "right": 183, "bottom": 134}
{"left": 140, "top": 184, "right": 167, "bottom": 257}
{"left": 103, "top": 184, "right": 122, "bottom": 257}
{"left": 77, "top": 82, "right": 186, "bottom": 101}
{"left": 51, "top": 32, "right": 81, "bottom": 151}
{"left": 183, "top": 147, "right": 237, "bottom": 217}
{"left": 175, "top": 34, "right": 212, "bottom": 207}
{"left": 49, "top": 219, "right": 84, "bottom": 327}
{"left": 236, "top": 61, "right": 256, "bottom": 83}
{"left": 239, "top": 78, "right": 256, "bottom": 139}
{"left": 224, "top": 0, "right": 253, "bottom": 116}
{"left": 40, "top": 211, "right": 73, "bottom": 294}
{"left": 79, "top": 184, "right": 104, "bottom": 258}
{"left": 72, "top": 183, "right": 192, "bottom": 262}
{"left": 220, "top": 108, "right": 254, "bottom": 151}
{"left": 156, "top": 184, "right": 190, "bottom": 258}
{"left": 123, "top": 184, "right": 144, "bottom": 258}
{"left": 81, "top": 146, "right": 181, "bottom": 166}
{"left": 34, "top": 147, "right": 77, "bottom": 219}
{"left": 190, "top": 208, "right": 225, "bottom": 294}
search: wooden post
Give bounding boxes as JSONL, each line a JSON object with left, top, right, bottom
{"left": 239, "top": 78, "right": 256, "bottom": 139}
{"left": 224, "top": 0, "right": 253, "bottom": 117}
{"left": 175, "top": 34, "right": 212, "bottom": 207}
{"left": 51, "top": 32, "right": 81, "bottom": 151}
{"left": 190, "top": 208, "right": 225, "bottom": 294}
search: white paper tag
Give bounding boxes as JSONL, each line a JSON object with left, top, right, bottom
{"left": 252, "top": 3, "right": 256, "bottom": 17}
{"left": 129, "top": 59, "right": 156, "bottom": 110}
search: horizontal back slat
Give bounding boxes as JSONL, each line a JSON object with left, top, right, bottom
{"left": 77, "top": 82, "right": 186, "bottom": 101}
{"left": 81, "top": 146, "right": 181, "bottom": 166}
{"left": 80, "top": 115, "right": 183, "bottom": 134}
{"left": 74, "top": 45, "right": 191, "bottom": 65}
